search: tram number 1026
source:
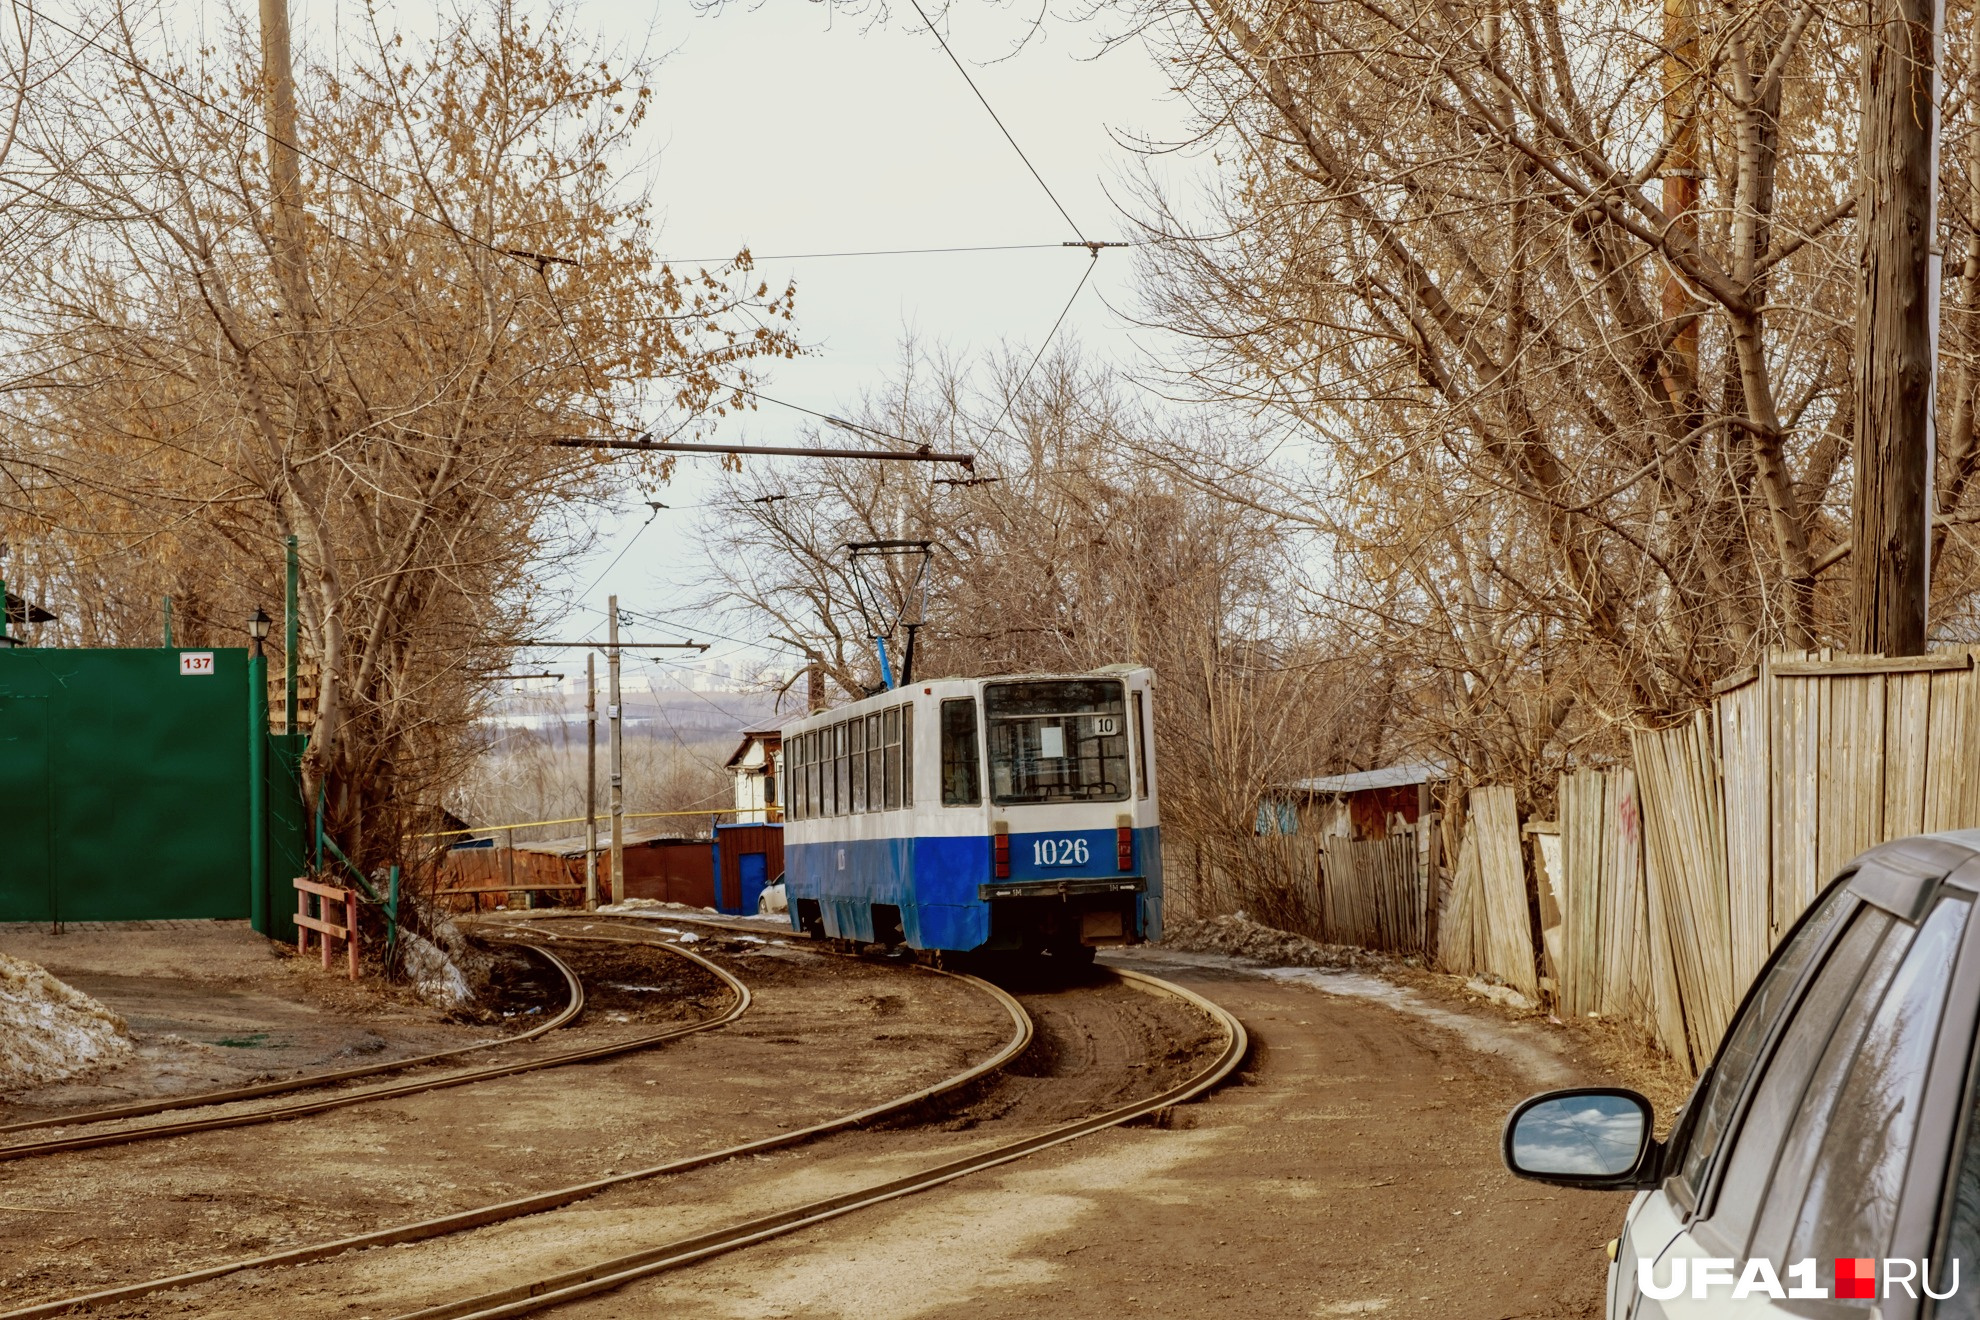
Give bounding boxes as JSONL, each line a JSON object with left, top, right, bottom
{"left": 1032, "top": 837, "right": 1091, "bottom": 867}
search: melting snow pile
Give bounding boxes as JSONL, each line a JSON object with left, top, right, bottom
{"left": 1162, "top": 913, "right": 1392, "bottom": 972}
{"left": 399, "top": 932, "right": 473, "bottom": 1010}
{"left": 0, "top": 953, "right": 134, "bottom": 1090}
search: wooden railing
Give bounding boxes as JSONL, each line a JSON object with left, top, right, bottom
{"left": 294, "top": 876, "right": 360, "bottom": 980}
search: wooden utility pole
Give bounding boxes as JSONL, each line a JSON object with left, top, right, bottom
{"left": 585, "top": 654, "right": 599, "bottom": 910}
{"left": 1660, "top": 0, "right": 1702, "bottom": 407}
{"left": 1850, "top": 0, "right": 1941, "bottom": 656}
{"left": 256, "top": 0, "right": 311, "bottom": 319}
{"left": 608, "top": 596, "right": 625, "bottom": 905}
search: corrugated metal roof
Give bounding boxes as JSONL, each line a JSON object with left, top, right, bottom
{"left": 1282, "top": 762, "right": 1447, "bottom": 795}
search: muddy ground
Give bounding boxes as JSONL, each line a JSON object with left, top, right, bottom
{"left": 0, "top": 919, "right": 1676, "bottom": 1319}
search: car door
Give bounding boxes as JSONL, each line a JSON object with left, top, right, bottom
{"left": 1609, "top": 880, "right": 1856, "bottom": 1317}
{"left": 1630, "top": 882, "right": 1975, "bottom": 1317}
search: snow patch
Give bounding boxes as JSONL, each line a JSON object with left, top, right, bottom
{"left": 1162, "top": 913, "right": 1393, "bottom": 972}
{"left": 398, "top": 932, "right": 473, "bottom": 1010}
{"left": 0, "top": 953, "right": 134, "bottom": 1090}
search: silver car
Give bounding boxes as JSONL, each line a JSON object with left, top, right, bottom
{"left": 1504, "top": 833, "right": 1980, "bottom": 1317}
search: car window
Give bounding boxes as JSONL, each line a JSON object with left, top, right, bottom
{"left": 1747, "top": 898, "right": 1965, "bottom": 1274}
{"left": 1785, "top": 896, "right": 1968, "bottom": 1275}
{"left": 1933, "top": 1037, "right": 1980, "bottom": 1317}
{"left": 1705, "top": 905, "right": 1896, "bottom": 1246}
{"left": 1674, "top": 882, "right": 1856, "bottom": 1200}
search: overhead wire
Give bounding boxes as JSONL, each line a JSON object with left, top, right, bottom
{"left": 18, "top": 0, "right": 532, "bottom": 267}
{"left": 658, "top": 242, "right": 1073, "bottom": 263}
{"left": 902, "top": 0, "right": 1088, "bottom": 243}
{"left": 985, "top": 253, "right": 1100, "bottom": 441}
{"left": 577, "top": 502, "right": 667, "bottom": 598}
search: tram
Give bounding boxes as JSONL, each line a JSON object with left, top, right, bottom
{"left": 780, "top": 666, "right": 1160, "bottom": 959}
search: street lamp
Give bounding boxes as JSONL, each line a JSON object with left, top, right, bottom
{"left": 248, "top": 607, "right": 271, "bottom": 659}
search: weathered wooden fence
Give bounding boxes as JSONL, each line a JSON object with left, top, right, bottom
{"left": 1437, "top": 786, "right": 1539, "bottom": 997}
{"left": 1414, "top": 649, "right": 1980, "bottom": 1073}
{"left": 1318, "top": 832, "right": 1423, "bottom": 952}
{"left": 1547, "top": 649, "right": 1980, "bottom": 1071}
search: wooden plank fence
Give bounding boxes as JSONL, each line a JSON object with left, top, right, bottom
{"left": 1436, "top": 787, "right": 1537, "bottom": 997}
{"left": 1278, "top": 649, "right": 1980, "bottom": 1075}
{"left": 1318, "top": 832, "right": 1422, "bottom": 952}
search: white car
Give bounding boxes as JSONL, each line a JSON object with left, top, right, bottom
{"left": 1504, "top": 833, "right": 1980, "bottom": 1317}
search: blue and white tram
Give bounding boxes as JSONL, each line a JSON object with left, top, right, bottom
{"left": 780, "top": 666, "right": 1160, "bottom": 958}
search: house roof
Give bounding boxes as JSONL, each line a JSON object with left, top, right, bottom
{"left": 4, "top": 592, "right": 55, "bottom": 627}
{"left": 724, "top": 729, "right": 784, "bottom": 771}
{"left": 1282, "top": 762, "right": 1447, "bottom": 796}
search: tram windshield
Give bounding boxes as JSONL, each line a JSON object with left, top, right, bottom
{"left": 984, "top": 679, "right": 1131, "bottom": 805}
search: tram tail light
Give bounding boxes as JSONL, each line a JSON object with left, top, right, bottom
{"left": 1117, "top": 826, "right": 1134, "bottom": 871}
{"left": 993, "top": 833, "right": 1010, "bottom": 878}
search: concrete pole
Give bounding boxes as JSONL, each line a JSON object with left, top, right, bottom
{"left": 585, "top": 652, "right": 599, "bottom": 910}
{"left": 608, "top": 596, "right": 624, "bottom": 905}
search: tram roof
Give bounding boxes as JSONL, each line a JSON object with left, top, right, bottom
{"left": 783, "top": 667, "right": 1150, "bottom": 728}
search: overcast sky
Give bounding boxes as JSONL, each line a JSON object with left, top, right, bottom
{"left": 555, "top": 2, "right": 1197, "bottom": 686}
{"left": 263, "top": 0, "right": 1204, "bottom": 689}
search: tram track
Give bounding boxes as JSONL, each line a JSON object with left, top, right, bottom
{"left": 3, "top": 917, "right": 1243, "bottom": 1320}
{"left": 0, "top": 935, "right": 741, "bottom": 1164}
{"left": 0, "top": 924, "right": 1031, "bottom": 1320}
{"left": 0, "top": 943, "right": 586, "bottom": 1141}
{"left": 382, "top": 966, "right": 1245, "bottom": 1320}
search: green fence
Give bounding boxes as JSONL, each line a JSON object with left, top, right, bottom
{"left": 0, "top": 647, "right": 300, "bottom": 928}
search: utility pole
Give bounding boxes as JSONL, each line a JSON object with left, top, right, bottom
{"left": 585, "top": 654, "right": 599, "bottom": 911}
{"left": 256, "top": 0, "right": 310, "bottom": 317}
{"left": 1850, "top": 0, "right": 1941, "bottom": 656}
{"left": 608, "top": 595, "right": 625, "bottom": 905}
{"left": 1659, "top": 0, "right": 1701, "bottom": 409}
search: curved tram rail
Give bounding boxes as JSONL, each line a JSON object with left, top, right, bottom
{"left": 0, "top": 944, "right": 585, "bottom": 1142}
{"left": 2, "top": 917, "right": 1243, "bottom": 1320}
{"left": 0, "top": 922, "right": 1029, "bottom": 1320}
{"left": 0, "top": 936, "right": 739, "bottom": 1163}
{"left": 390, "top": 961, "right": 1246, "bottom": 1320}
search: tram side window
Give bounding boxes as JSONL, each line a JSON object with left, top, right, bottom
{"left": 866, "top": 713, "right": 883, "bottom": 810}
{"left": 941, "top": 699, "right": 982, "bottom": 806}
{"left": 827, "top": 726, "right": 839, "bottom": 817}
{"left": 901, "top": 704, "right": 914, "bottom": 807}
{"left": 805, "top": 732, "right": 817, "bottom": 819}
{"left": 882, "top": 707, "right": 902, "bottom": 810}
{"left": 850, "top": 717, "right": 867, "bottom": 813}
{"left": 801, "top": 733, "right": 815, "bottom": 820}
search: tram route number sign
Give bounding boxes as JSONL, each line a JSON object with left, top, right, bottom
{"left": 179, "top": 651, "right": 215, "bottom": 676}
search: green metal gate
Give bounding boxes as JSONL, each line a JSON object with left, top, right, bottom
{"left": 0, "top": 647, "right": 266, "bottom": 924}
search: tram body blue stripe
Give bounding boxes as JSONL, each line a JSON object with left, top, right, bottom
{"left": 786, "top": 827, "right": 1162, "bottom": 952}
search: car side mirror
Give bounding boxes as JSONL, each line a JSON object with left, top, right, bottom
{"left": 1502, "top": 1088, "right": 1658, "bottom": 1190}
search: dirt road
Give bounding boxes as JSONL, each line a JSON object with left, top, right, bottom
{"left": 1, "top": 924, "right": 1647, "bottom": 1320}
{"left": 577, "top": 948, "right": 1633, "bottom": 1320}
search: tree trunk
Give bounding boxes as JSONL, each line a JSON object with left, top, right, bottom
{"left": 1849, "top": 0, "right": 1939, "bottom": 656}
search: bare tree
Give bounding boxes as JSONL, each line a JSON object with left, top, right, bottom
{"left": 703, "top": 340, "right": 1389, "bottom": 921}
{"left": 0, "top": 0, "right": 798, "bottom": 872}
